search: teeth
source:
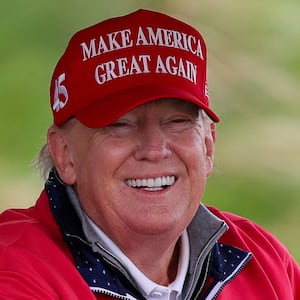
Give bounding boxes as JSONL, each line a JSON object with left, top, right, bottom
{"left": 125, "top": 176, "right": 176, "bottom": 189}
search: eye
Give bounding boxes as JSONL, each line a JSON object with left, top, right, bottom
{"left": 104, "top": 120, "right": 137, "bottom": 137}
{"left": 162, "top": 116, "right": 194, "bottom": 132}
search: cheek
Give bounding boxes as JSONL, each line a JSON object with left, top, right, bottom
{"left": 177, "top": 133, "right": 208, "bottom": 198}
{"left": 179, "top": 132, "right": 207, "bottom": 168}
{"left": 73, "top": 139, "right": 131, "bottom": 187}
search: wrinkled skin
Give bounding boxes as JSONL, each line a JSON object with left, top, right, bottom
{"left": 48, "top": 99, "right": 215, "bottom": 284}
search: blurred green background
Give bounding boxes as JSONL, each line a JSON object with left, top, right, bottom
{"left": 1, "top": 0, "right": 299, "bottom": 262}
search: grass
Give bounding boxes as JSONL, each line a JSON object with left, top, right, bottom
{"left": 0, "top": 0, "right": 299, "bottom": 262}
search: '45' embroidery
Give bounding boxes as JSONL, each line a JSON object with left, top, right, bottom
{"left": 52, "top": 73, "right": 69, "bottom": 112}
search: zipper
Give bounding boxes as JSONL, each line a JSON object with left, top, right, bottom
{"left": 94, "top": 241, "right": 139, "bottom": 287}
{"left": 94, "top": 241, "right": 146, "bottom": 300}
{"left": 206, "top": 252, "right": 252, "bottom": 300}
{"left": 91, "top": 287, "right": 138, "bottom": 300}
{"left": 184, "top": 222, "right": 228, "bottom": 300}
{"left": 192, "top": 251, "right": 213, "bottom": 299}
{"left": 65, "top": 233, "right": 93, "bottom": 247}
{"left": 64, "top": 234, "right": 145, "bottom": 300}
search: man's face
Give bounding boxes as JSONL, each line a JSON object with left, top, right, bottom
{"left": 51, "top": 99, "right": 215, "bottom": 244}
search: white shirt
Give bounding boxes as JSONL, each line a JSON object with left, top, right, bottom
{"left": 87, "top": 217, "right": 190, "bottom": 300}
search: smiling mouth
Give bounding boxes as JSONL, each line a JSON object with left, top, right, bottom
{"left": 124, "top": 176, "right": 176, "bottom": 191}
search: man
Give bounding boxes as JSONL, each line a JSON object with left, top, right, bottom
{"left": 0, "top": 9, "right": 299, "bottom": 300}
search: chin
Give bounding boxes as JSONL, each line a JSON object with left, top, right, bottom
{"left": 130, "top": 212, "right": 186, "bottom": 236}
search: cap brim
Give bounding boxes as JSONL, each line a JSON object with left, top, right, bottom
{"left": 76, "top": 84, "right": 220, "bottom": 128}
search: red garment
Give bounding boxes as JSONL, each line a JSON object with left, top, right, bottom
{"left": 0, "top": 191, "right": 299, "bottom": 299}
{"left": 209, "top": 207, "right": 300, "bottom": 299}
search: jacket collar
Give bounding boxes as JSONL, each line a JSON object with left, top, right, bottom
{"left": 46, "top": 169, "right": 251, "bottom": 300}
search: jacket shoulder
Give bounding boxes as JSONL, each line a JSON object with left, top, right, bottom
{"left": 207, "top": 205, "right": 286, "bottom": 252}
{"left": 0, "top": 191, "right": 58, "bottom": 246}
{"left": 206, "top": 206, "right": 300, "bottom": 299}
{"left": 0, "top": 191, "right": 93, "bottom": 300}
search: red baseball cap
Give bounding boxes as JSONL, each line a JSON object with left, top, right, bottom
{"left": 50, "top": 9, "right": 220, "bottom": 128}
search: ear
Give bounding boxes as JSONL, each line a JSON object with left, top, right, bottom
{"left": 47, "top": 125, "right": 76, "bottom": 185}
{"left": 205, "top": 122, "right": 216, "bottom": 177}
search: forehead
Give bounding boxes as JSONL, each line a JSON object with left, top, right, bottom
{"left": 125, "top": 98, "right": 199, "bottom": 116}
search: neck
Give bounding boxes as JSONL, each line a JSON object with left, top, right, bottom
{"left": 86, "top": 211, "right": 186, "bottom": 285}
{"left": 122, "top": 237, "right": 181, "bottom": 285}
{"left": 97, "top": 220, "right": 182, "bottom": 285}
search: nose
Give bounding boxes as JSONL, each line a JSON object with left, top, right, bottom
{"left": 134, "top": 124, "right": 172, "bottom": 161}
